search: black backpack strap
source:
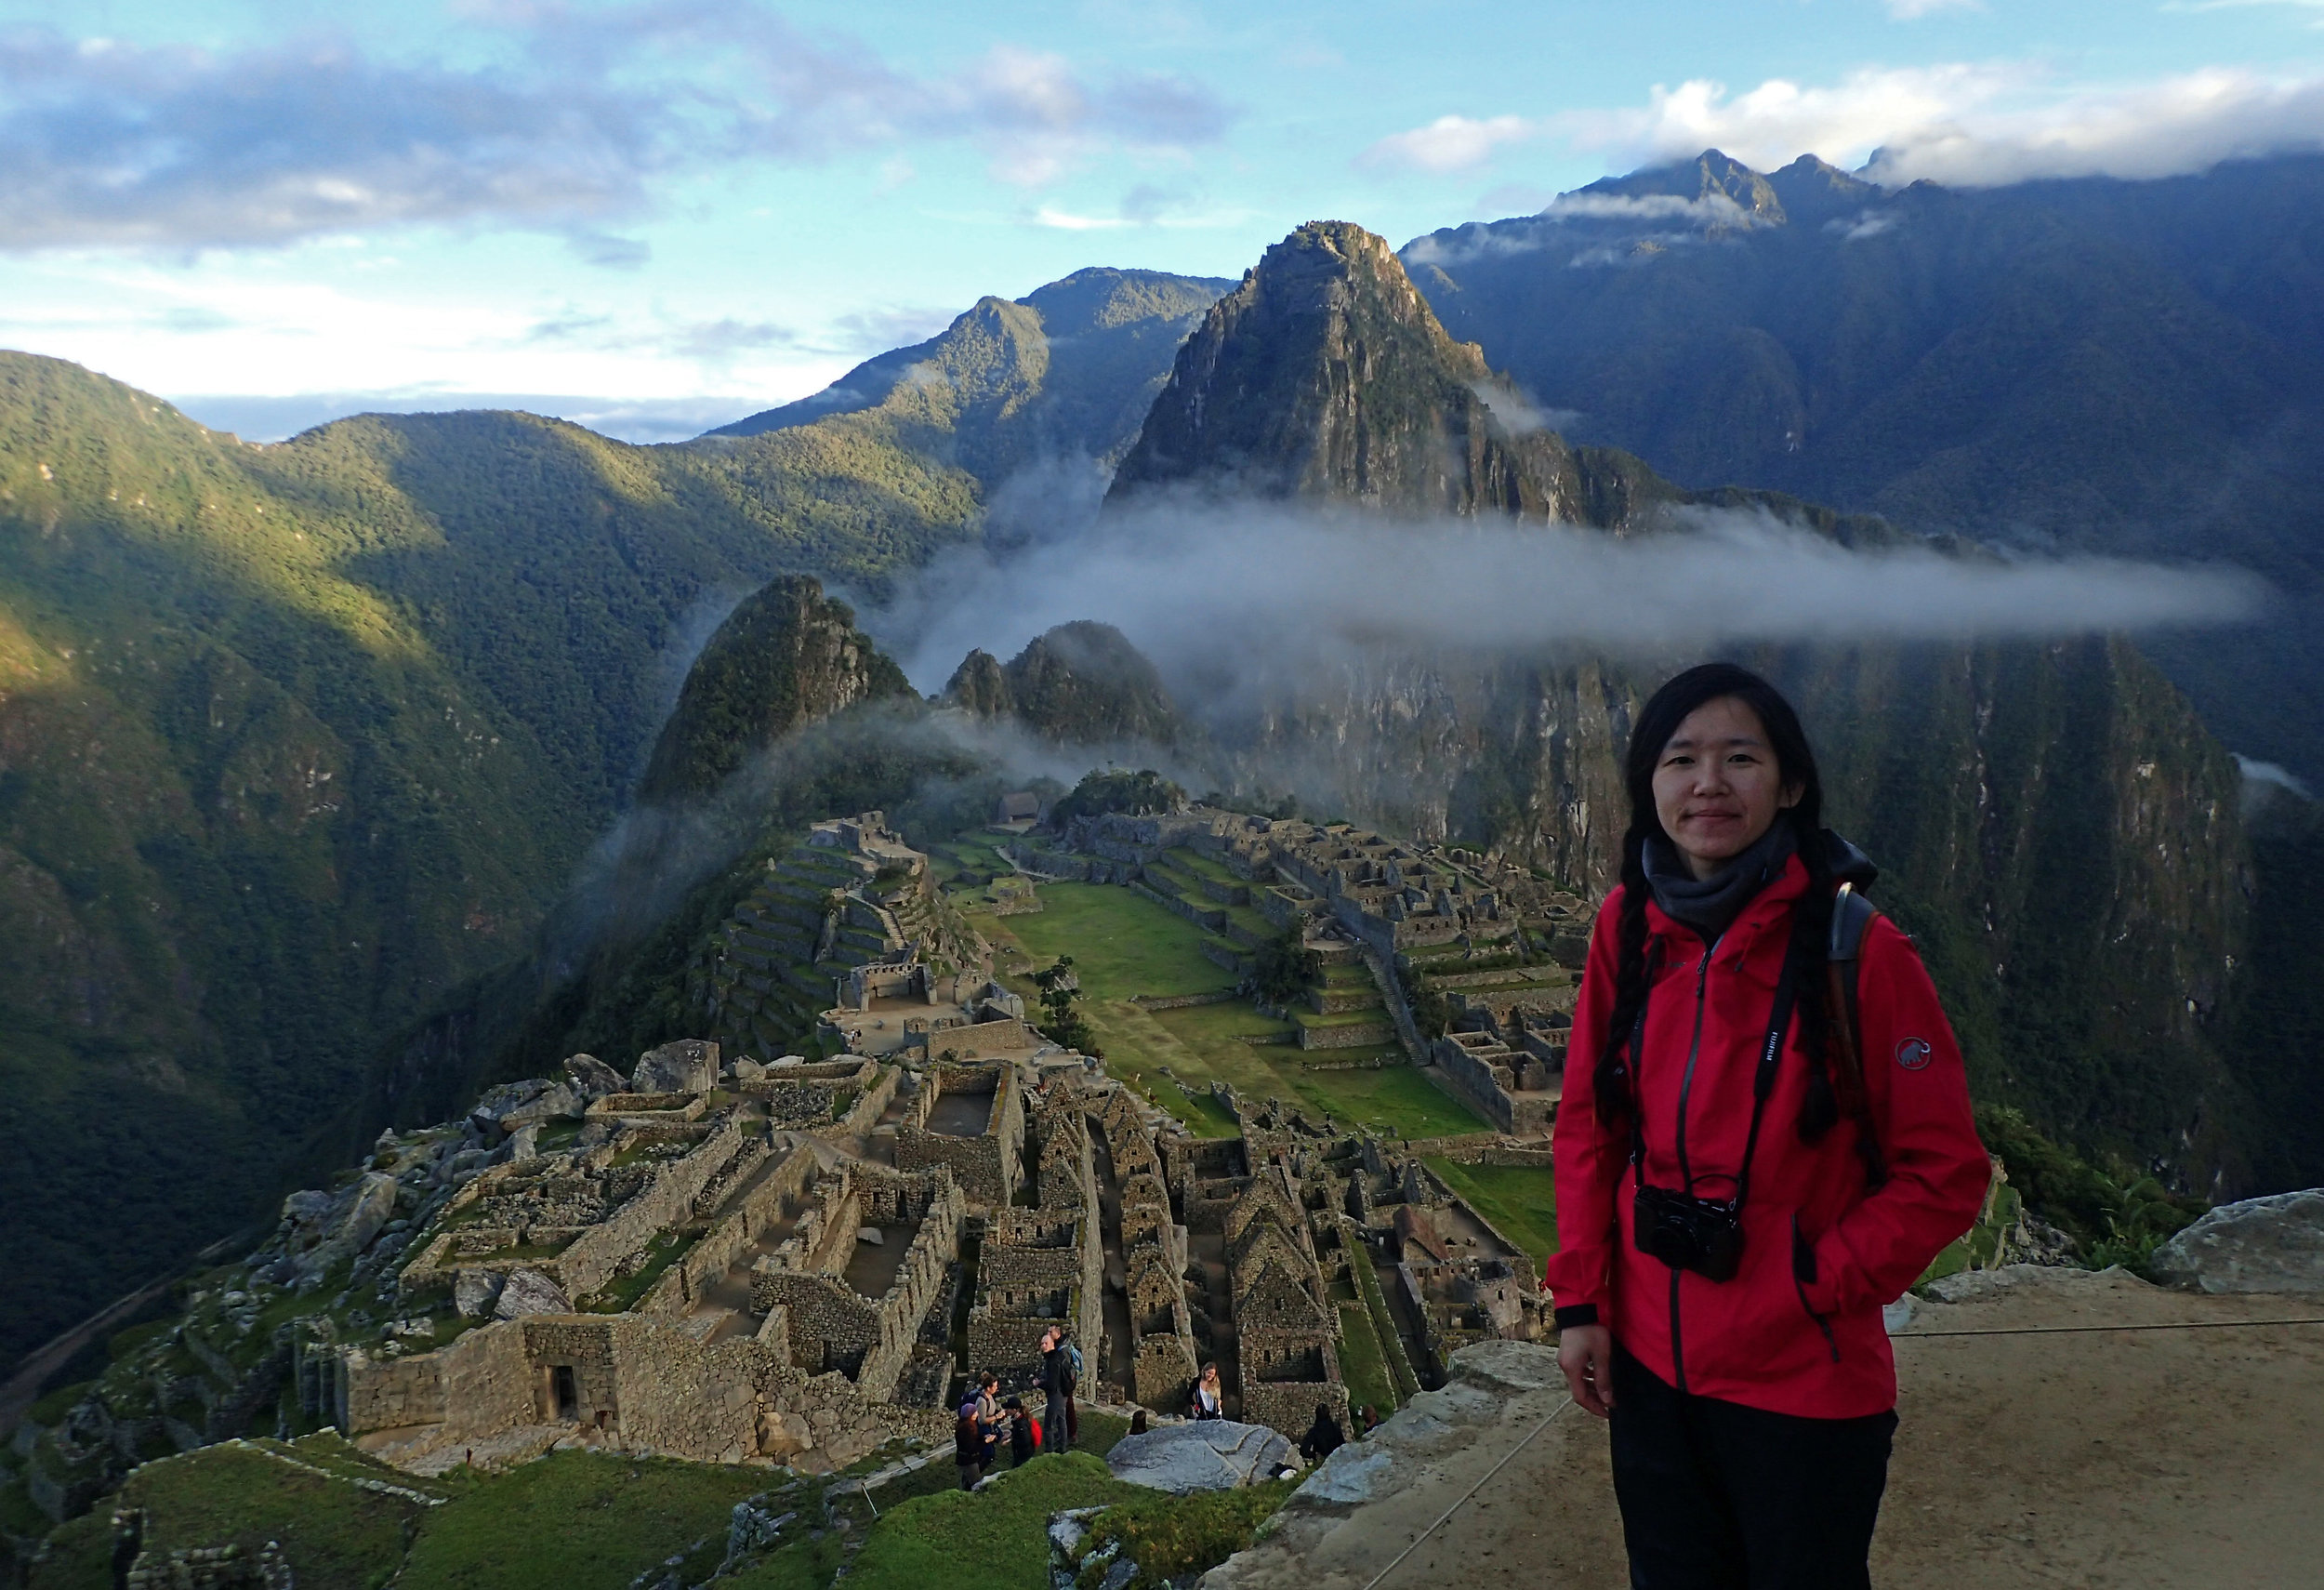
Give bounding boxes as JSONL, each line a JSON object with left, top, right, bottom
{"left": 1826, "top": 882, "right": 1889, "bottom": 1188}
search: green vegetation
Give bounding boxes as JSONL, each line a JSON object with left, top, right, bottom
{"left": 1073, "top": 1478, "right": 1297, "bottom": 1590}
{"left": 987, "top": 883, "right": 1235, "bottom": 1000}
{"left": 1032, "top": 957, "right": 1103, "bottom": 1058}
{"left": 983, "top": 881, "right": 1482, "bottom": 1139}
{"left": 1050, "top": 769, "right": 1187, "bottom": 826}
{"left": 1334, "top": 1302, "right": 1399, "bottom": 1420}
{"left": 398, "top": 1451, "right": 759, "bottom": 1590}
{"left": 1423, "top": 1159, "right": 1559, "bottom": 1264}
{"left": 1974, "top": 1104, "right": 2204, "bottom": 1272}
{"left": 1250, "top": 928, "right": 1322, "bottom": 1006}
{"left": 843, "top": 1454, "right": 1136, "bottom": 1590}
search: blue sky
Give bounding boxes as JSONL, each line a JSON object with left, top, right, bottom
{"left": 4, "top": 0, "right": 2323, "bottom": 440}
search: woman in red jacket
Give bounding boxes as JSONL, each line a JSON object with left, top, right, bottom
{"left": 1548, "top": 663, "right": 1988, "bottom": 1589}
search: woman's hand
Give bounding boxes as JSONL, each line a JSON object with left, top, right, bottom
{"left": 1558, "top": 1324, "right": 1617, "bottom": 1418}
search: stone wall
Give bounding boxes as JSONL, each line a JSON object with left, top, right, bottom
{"left": 894, "top": 1062, "right": 1023, "bottom": 1207}
{"left": 558, "top": 1120, "right": 746, "bottom": 1302}
{"left": 679, "top": 1144, "right": 821, "bottom": 1309}
{"left": 1430, "top": 1039, "right": 1554, "bottom": 1137}
{"left": 339, "top": 1313, "right": 947, "bottom": 1471}
{"left": 751, "top": 1167, "right": 963, "bottom": 1399}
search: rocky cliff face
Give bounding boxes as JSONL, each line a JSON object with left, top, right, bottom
{"left": 640, "top": 576, "right": 915, "bottom": 802}
{"left": 1102, "top": 219, "right": 2260, "bottom": 1185}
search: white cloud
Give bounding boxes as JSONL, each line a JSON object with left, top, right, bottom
{"left": 0, "top": 5, "right": 1235, "bottom": 251}
{"left": 1360, "top": 113, "right": 1539, "bottom": 174}
{"left": 1886, "top": 0, "right": 1985, "bottom": 18}
{"left": 872, "top": 496, "right": 2268, "bottom": 699}
{"left": 1557, "top": 64, "right": 2324, "bottom": 186}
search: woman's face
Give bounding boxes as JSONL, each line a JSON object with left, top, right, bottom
{"left": 1651, "top": 696, "right": 1802, "bottom": 881}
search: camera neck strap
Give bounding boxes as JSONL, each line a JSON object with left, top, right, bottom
{"left": 1627, "top": 930, "right": 1808, "bottom": 1212}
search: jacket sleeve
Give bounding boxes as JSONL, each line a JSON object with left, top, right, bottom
{"left": 1801, "top": 916, "right": 1990, "bottom": 1315}
{"left": 1542, "top": 892, "right": 1629, "bottom": 1329}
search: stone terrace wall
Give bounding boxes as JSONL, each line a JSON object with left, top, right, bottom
{"left": 753, "top": 1169, "right": 963, "bottom": 1400}
{"left": 336, "top": 1308, "right": 534, "bottom": 1434}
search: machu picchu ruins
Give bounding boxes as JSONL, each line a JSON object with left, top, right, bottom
{"left": 11, "top": 795, "right": 1575, "bottom": 1537}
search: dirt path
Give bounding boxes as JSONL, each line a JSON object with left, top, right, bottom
{"left": 1213, "top": 1269, "right": 2324, "bottom": 1590}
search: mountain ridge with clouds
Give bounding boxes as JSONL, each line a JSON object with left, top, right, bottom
{"left": 1405, "top": 147, "right": 2324, "bottom": 784}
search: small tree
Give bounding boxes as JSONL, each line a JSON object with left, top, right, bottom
{"left": 1032, "top": 955, "right": 1102, "bottom": 1057}
{"left": 1251, "top": 928, "right": 1322, "bottom": 1007}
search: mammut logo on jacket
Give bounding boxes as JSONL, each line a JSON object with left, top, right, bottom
{"left": 1894, "top": 1038, "right": 1933, "bottom": 1071}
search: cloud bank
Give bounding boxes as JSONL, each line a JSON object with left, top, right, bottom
{"left": 1558, "top": 64, "right": 2324, "bottom": 187}
{"left": 0, "top": 4, "right": 1233, "bottom": 250}
{"left": 868, "top": 497, "right": 2268, "bottom": 704}
{"left": 1373, "top": 63, "right": 2324, "bottom": 188}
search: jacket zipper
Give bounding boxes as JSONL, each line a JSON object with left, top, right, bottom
{"left": 1668, "top": 937, "right": 1717, "bottom": 1394}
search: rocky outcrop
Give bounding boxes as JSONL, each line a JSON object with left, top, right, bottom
{"left": 632, "top": 1040, "right": 720, "bottom": 1095}
{"left": 490, "top": 1268, "right": 571, "bottom": 1319}
{"left": 282, "top": 1174, "right": 399, "bottom": 1292}
{"left": 2150, "top": 1189, "right": 2324, "bottom": 1294}
{"left": 1105, "top": 1421, "right": 1299, "bottom": 1493}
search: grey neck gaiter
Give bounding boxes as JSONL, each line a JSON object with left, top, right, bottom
{"left": 1642, "top": 819, "right": 1800, "bottom": 943}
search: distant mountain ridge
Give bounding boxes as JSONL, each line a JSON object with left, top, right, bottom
{"left": 708, "top": 267, "right": 1233, "bottom": 483}
{"left": 1405, "top": 148, "right": 2324, "bottom": 782}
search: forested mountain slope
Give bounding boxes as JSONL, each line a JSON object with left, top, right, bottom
{"left": 710, "top": 267, "right": 1232, "bottom": 484}
{"left": 1404, "top": 150, "right": 2324, "bottom": 781}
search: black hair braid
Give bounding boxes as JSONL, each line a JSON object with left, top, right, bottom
{"left": 1591, "top": 825, "right": 1656, "bottom": 1128}
{"left": 1790, "top": 820, "right": 1842, "bottom": 1144}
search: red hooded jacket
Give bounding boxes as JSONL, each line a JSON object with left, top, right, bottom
{"left": 1544, "top": 855, "right": 1989, "bottom": 1419}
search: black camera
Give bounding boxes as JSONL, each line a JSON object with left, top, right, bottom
{"left": 1634, "top": 1184, "right": 1747, "bottom": 1281}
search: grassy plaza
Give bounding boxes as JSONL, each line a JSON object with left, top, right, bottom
{"left": 972, "top": 881, "right": 1487, "bottom": 1142}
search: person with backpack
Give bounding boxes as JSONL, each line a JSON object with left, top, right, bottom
{"left": 954, "top": 1394, "right": 988, "bottom": 1491}
{"left": 1038, "top": 1327, "right": 1080, "bottom": 1451}
{"left": 1548, "top": 663, "right": 1988, "bottom": 1590}
{"left": 1003, "top": 1395, "right": 1040, "bottom": 1465}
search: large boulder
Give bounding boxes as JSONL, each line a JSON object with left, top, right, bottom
{"left": 283, "top": 1173, "right": 399, "bottom": 1291}
{"left": 470, "top": 1078, "right": 585, "bottom": 1134}
{"left": 494, "top": 1267, "right": 573, "bottom": 1318}
{"left": 633, "top": 1040, "right": 720, "bottom": 1095}
{"left": 454, "top": 1269, "right": 507, "bottom": 1318}
{"left": 2149, "top": 1189, "right": 2324, "bottom": 1294}
{"left": 1106, "top": 1420, "right": 1297, "bottom": 1493}
{"left": 565, "top": 1053, "right": 627, "bottom": 1098}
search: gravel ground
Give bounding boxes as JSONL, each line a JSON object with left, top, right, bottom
{"left": 1209, "top": 1267, "right": 2324, "bottom": 1590}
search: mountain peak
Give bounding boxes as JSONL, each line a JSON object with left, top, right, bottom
{"left": 1110, "top": 219, "right": 1591, "bottom": 514}
{"left": 1579, "top": 148, "right": 1786, "bottom": 225}
{"left": 639, "top": 576, "right": 913, "bottom": 802}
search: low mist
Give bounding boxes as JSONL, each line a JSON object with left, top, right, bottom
{"left": 867, "top": 494, "right": 2269, "bottom": 700}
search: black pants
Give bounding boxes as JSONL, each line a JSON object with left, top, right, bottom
{"left": 1608, "top": 1347, "right": 1895, "bottom": 1590}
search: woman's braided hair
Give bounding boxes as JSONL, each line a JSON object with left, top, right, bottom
{"left": 1592, "top": 663, "right": 1886, "bottom": 1187}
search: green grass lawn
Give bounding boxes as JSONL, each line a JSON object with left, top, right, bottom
{"left": 1424, "top": 1159, "right": 1559, "bottom": 1264}
{"left": 982, "top": 882, "right": 1481, "bottom": 1141}
{"left": 987, "top": 884, "right": 1235, "bottom": 1000}
{"left": 399, "top": 1451, "right": 764, "bottom": 1589}
{"left": 1335, "top": 1303, "right": 1399, "bottom": 1418}
{"left": 836, "top": 1453, "right": 1137, "bottom": 1590}
{"left": 29, "top": 1437, "right": 443, "bottom": 1590}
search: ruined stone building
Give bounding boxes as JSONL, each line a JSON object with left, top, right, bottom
{"left": 894, "top": 1061, "right": 1025, "bottom": 1208}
